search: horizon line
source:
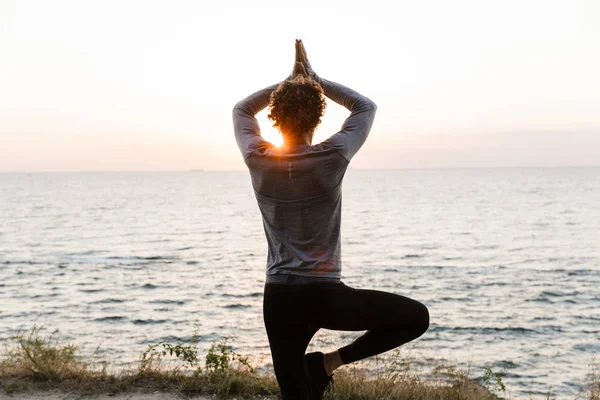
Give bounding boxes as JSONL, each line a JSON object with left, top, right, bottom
{"left": 1, "top": 165, "right": 599, "bottom": 174}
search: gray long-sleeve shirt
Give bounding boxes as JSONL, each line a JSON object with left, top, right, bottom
{"left": 233, "top": 77, "right": 377, "bottom": 285}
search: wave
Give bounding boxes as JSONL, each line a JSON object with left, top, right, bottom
{"left": 79, "top": 288, "right": 104, "bottom": 293}
{"left": 94, "top": 316, "right": 127, "bottom": 322}
{"left": 106, "top": 255, "right": 179, "bottom": 261}
{"left": 149, "top": 299, "right": 186, "bottom": 305}
{"left": 531, "top": 316, "right": 556, "bottom": 321}
{"left": 430, "top": 326, "right": 537, "bottom": 334}
{"left": 221, "top": 292, "right": 262, "bottom": 298}
{"left": 32, "top": 293, "right": 60, "bottom": 299}
{"left": 1, "top": 260, "right": 41, "bottom": 265}
{"left": 572, "top": 343, "right": 600, "bottom": 352}
{"left": 133, "top": 319, "right": 169, "bottom": 325}
{"left": 567, "top": 269, "right": 593, "bottom": 276}
{"left": 66, "top": 250, "right": 103, "bottom": 256}
{"left": 540, "top": 290, "right": 582, "bottom": 297}
{"left": 575, "top": 315, "right": 600, "bottom": 322}
{"left": 2, "top": 255, "right": 181, "bottom": 266}
{"left": 141, "top": 283, "right": 159, "bottom": 289}
{"left": 138, "top": 333, "right": 219, "bottom": 345}
{"left": 438, "top": 296, "right": 472, "bottom": 302}
{"left": 223, "top": 303, "right": 252, "bottom": 309}
{"left": 391, "top": 254, "right": 425, "bottom": 260}
{"left": 90, "top": 298, "right": 127, "bottom": 304}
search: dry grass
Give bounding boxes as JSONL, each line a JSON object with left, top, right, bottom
{"left": 582, "top": 357, "right": 600, "bottom": 400}
{"left": 0, "top": 325, "right": 598, "bottom": 400}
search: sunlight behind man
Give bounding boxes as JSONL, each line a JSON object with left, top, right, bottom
{"left": 255, "top": 98, "right": 351, "bottom": 148}
{"left": 257, "top": 117, "right": 284, "bottom": 147}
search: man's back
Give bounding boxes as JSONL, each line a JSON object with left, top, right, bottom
{"left": 233, "top": 76, "right": 377, "bottom": 285}
{"left": 246, "top": 142, "right": 350, "bottom": 284}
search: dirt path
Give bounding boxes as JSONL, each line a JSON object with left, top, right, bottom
{"left": 3, "top": 391, "right": 212, "bottom": 399}
{"left": 3, "top": 390, "right": 275, "bottom": 399}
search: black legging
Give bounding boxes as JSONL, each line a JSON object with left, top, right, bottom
{"left": 263, "top": 280, "right": 430, "bottom": 399}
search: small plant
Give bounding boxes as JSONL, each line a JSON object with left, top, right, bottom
{"left": 139, "top": 324, "right": 201, "bottom": 374}
{"left": 139, "top": 326, "right": 256, "bottom": 380}
{"left": 478, "top": 361, "right": 516, "bottom": 395}
{"left": 2, "top": 325, "right": 82, "bottom": 381}
{"left": 204, "top": 334, "right": 255, "bottom": 375}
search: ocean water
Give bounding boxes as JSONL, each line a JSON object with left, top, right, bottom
{"left": 0, "top": 168, "right": 599, "bottom": 398}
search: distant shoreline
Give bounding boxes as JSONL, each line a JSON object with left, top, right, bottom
{"left": 1, "top": 165, "right": 599, "bottom": 174}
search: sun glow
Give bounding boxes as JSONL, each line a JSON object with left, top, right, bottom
{"left": 256, "top": 110, "right": 284, "bottom": 147}
{"left": 254, "top": 98, "right": 353, "bottom": 149}
{"left": 261, "top": 129, "right": 284, "bottom": 147}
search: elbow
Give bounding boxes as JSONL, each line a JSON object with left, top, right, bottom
{"left": 232, "top": 101, "right": 243, "bottom": 114}
{"left": 365, "top": 97, "right": 377, "bottom": 112}
{"left": 357, "top": 93, "right": 377, "bottom": 112}
{"left": 350, "top": 97, "right": 377, "bottom": 114}
{"left": 232, "top": 101, "right": 248, "bottom": 118}
{"left": 361, "top": 98, "right": 377, "bottom": 114}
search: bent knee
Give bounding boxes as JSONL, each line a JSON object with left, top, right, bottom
{"left": 414, "top": 301, "right": 430, "bottom": 338}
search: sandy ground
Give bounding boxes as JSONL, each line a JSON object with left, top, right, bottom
{"left": 3, "top": 390, "right": 274, "bottom": 400}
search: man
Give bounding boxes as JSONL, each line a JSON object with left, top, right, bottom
{"left": 233, "top": 39, "right": 429, "bottom": 400}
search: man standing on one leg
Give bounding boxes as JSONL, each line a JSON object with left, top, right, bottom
{"left": 232, "top": 39, "right": 429, "bottom": 399}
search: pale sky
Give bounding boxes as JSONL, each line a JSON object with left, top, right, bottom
{"left": 1, "top": 0, "right": 599, "bottom": 171}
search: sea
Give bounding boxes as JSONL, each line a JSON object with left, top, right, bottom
{"left": 0, "top": 168, "right": 598, "bottom": 398}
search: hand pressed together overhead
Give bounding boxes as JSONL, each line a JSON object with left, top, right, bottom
{"left": 295, "top": 39, "right": 318, "bottom": 80}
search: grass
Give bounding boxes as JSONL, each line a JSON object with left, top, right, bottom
{"left": 0, "top": 325, "right": 598, "bottom": 399}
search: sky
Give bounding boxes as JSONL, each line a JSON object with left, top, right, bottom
{"left": 0, "top": 0, "right": 599, "bottom": 171}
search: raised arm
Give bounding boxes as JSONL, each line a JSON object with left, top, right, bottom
{"left": 232, "top": 83, "right": 279, "bottom": 161}
{"left": 318, "top": 78, "right": 377, "bottom": 161}
{"left": 232, "top": 53, "right": 310, "bottom": 160}
{"left": 296, "top": 39, "right": 377, "bottom": 161}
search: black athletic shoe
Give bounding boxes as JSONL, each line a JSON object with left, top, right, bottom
{"left": 306, "top": 351, "right": 335, "bottom": 400}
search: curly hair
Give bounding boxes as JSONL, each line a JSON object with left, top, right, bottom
{"left": 267, "top": 76, "right": 326, "bottom": 140}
